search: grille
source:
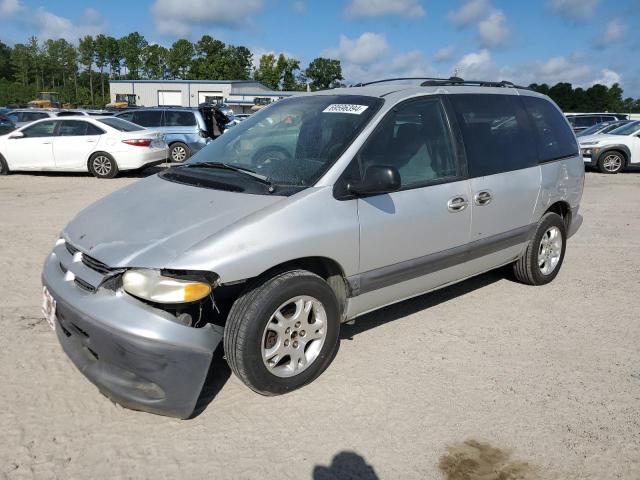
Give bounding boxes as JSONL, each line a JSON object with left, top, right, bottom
{"left": 65, "top": 242, "right": 79, "bottom": 256}
{"left": 81, "top": 254, "right": 113, "bottom": 275}
{"left": 74, "top": 277, "right": 97, "bottom": 292}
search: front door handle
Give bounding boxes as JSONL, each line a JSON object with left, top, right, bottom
{"left": 474, "top": 190, "right": 493, "bottom": 206}
{"left": 447, "top": 196, "right": 468, "bottom": 212}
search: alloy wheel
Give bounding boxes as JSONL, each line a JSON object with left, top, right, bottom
{"left": 538, "top": 226, "right": 563, "bottom": 275}
{"left": 92, "top": 156, "right": 112, "bottom": 176}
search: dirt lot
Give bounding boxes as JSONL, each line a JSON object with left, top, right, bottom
{"left": 1, "top": 168, "right": 639, "bottom": 479}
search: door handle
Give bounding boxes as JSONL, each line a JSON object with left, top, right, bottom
{"left": 447, "top": 196, "right": 468, "bottom": 212}
{"left": 41, "top": 141, "right": 52, "bottom": 144}
{"left": 474, "top": 190, "right": 493, "bottom": 206}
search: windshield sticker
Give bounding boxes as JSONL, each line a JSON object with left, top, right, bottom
{"left": 323, "top": 104, "right": 369, "bottom": 114}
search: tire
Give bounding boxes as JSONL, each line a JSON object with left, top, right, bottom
{"left": 513, "top": 212, "right": 567, "bottom": 286}
{"left": 88, "top": 153, "right": 118, "bottom": 179}
{"left": 597, "top": 150, "right": 625, "bottom": 174}
{"left": 169, "top": 142, "right": 191, "bottom": 163}
{"left": 0, "top": 155, "right": 9, "bottom": 175}
{"left": 224, "top": 270, "right": 340, "bottom": 395}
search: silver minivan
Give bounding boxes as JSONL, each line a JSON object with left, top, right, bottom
{"left": 42, "top": 78, "right": 584, "bottom": 418}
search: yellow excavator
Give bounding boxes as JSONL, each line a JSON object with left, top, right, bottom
{"left": 106, "top": 93, "right": 137, "bottom": 109}
{"left": 28, "top": 92, "right": 61, "bottom": 109}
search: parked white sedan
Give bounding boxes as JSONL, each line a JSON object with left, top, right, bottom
{"left": 0, "top": 116, "right": 168, "bottom": 178}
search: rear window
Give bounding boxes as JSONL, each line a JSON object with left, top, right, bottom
{"left": 133, "top": 110, "right": 163, "bottom": 127}
{"left": 98, "top": 117, "right": 144, "bottom": 132}
{"left": 449, "top": 94, "right": 536, "bottom": 177}
{"left": 163, "top": 110, "right": 196, "bottom": 127}
{"left": 24, "top": 112, "right": 49, "bottom": 121}
{"left": 573, "top": 116, "right": 599, "bottom": 128}
{"left": 522, "top": 96, "right": 578, "bottom": 162}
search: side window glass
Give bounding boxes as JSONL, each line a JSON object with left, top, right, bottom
{"left": 86, "top": 123, "right": 105, "bottom": 135}
{"left": 57, "top": 120, "right": 88, "bottom": 136}
{"left": 164, "top": 111, "right": 197, "bottom": 127}
{"left": 22, "top": 121, "right": 57, "bottom": 138}
{"left": 449, "top": 94, "right": 536, "bottom": 176}
{"left": 522, "top": 97, "right": 578, "bottom": 162}
{"left": 133, "top": 110, "right": 162, "bottom": 127}
{"left": 357, "top": 98, "right": 458, "bottom": 188}
{"left": 117, "top": 112, "right": 135, "bottom": 123}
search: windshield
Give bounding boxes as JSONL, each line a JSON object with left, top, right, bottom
{"left": 609, "top": 121, "right": 640, "bottom": 136}
{"left": 184, "top": 95, "right": 383, "bottom": 189}
{"left": 98, "top": 117, "right": 144, "bottom": 132}
{"left": 577, "top": 123, "right": 608, "bottom": 137}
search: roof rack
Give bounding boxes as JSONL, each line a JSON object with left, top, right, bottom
{"left": 351, "top": 77, "right": 450, "bottom": 87}
{"left": 420, "top": 77, "right": 531, "bottom": 90}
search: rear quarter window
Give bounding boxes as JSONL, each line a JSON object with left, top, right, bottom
{"left": 163, "top": 110, "right": 196, "bottom": 127}
{"left": 449, "top": 94, "right": 537, "bottom": 177}
{"left": 522, "top": 96, "right": 578, "bottom": 163}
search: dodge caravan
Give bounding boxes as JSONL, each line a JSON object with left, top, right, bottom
{"left": 42, "top": 78, "right": 584, "bottom": 418}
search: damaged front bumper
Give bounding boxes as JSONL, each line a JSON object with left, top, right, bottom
{"left": 42, "top": 243, "right": 223, "bottom": 419}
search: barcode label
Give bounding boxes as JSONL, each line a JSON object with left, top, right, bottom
{"left": 322, "top": 104, "right": 369, "bottom": 114}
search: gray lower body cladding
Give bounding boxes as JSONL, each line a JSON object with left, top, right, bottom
{"left": 42, "top": 252, "right": 223, "bottom": 419}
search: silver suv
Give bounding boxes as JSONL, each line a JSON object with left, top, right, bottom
{"left": 42, "top": 78, "right": 584, "bottom": 418}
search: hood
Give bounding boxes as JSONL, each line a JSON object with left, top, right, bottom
{"left": 578, "top": 133, "right": 620, "bottom": 145}
{"left": 63, "top": 174, "right": 284, "bottom": 268}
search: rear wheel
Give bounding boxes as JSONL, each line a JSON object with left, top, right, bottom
{"left": 88, "top": 153, "right": 118, "bottom": 179}
{"left": 513, "top": 212, "right": 566, "bottom": 285}
{"left": 169, "top": 142, "right": 191, "bottom": 163}
{"left": 597, "top": 150, "right": 625, "bottom": 174}
{"left": 224, "top": 270, "right": 340, "bottom": 395}
{"left": 0, "top": 155, "right": 9, "bottom": 175}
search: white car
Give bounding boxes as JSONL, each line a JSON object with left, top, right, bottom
{"left": 579, "top": 120, "right": 640, "bottom": 173}
{"left": 0, "top": 116, "right": 168, "bottom": 178}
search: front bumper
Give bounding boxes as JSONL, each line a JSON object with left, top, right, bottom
{"left": 42, "top": 243, "right": 223, "bottom": 418}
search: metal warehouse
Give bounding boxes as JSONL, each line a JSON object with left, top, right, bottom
{"left": 108, "top": 80, "right": 302, "bottom": 114}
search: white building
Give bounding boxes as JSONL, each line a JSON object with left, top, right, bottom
{"left": 108, "top": 79, "right": 302, "bottom": 114}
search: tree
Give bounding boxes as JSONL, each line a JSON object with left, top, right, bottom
{"left": 11, "top": 44, "right": 32, "bottom": 86}
{"left": 142, "top": 44, "right": 168, "bottom": 79}
{"left": 167, "top": 39, "right": 193, "bottom": 79}
{"left": 305, "top": 57, "right": 342, "bottom": 91}
{"left": 282, "top": 57, "right": 302, "bottom": 90}
{"left": 94, "top": 34, "right": 109, "bottom": 102}
{"left": 253, "top": 54, "right": 280, "bottom": 89}
{"left": 105, "top": 36, "right": 121, "bottom": 78}
{"left": 119, "top": 32, "right": 147, "bottom": 79}
{"left": 0, "top": 41, "right": 14, "bottom": 80}
{"left": 78, "top": 35, "right": 95, "bottom": 105}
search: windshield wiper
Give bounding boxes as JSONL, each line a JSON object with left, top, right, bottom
{"left": 176, "top": 162, "right": 275, "bottom": 192}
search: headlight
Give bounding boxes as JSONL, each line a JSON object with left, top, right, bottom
{"left": 581, "top": 148, "right": 592, "bottom": 156}
{"left": 122, "top": 269, "right": 212, "bottom": 304}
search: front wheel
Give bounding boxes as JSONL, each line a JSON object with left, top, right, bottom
{"left": 0, "top": 155, "right": 9, "bottom": 175}
{"left": 223, "top": 270, "right": 340, "bottom": 395}
{"left": 597, "top": 151, "right": 625, "bottom": 174}
{"left": 88, "top": 153, "right": 118, "bottom": 179}
{"left": 513, "top": 212, "right": 567, "bottom": 285}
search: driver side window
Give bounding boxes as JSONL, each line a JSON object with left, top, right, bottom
{"left": 21, "top": 120, "right": 57, "bottom": 138}
{"left": 356, "top": 98, "right": 459, "bottom": 189}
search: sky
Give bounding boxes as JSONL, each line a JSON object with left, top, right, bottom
{"left": 1, "top": 0, "right": 639, "bottom": 96}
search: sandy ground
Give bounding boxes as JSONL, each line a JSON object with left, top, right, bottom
{"left": 0, "top": 168, "right": 639, "bottom": 480}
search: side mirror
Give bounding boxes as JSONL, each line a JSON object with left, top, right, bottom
{"left": 349, "top": 165, "right": 401, "bottom": 196}
{"left": 8, "top": 131, "right": 24, "bottom": 139}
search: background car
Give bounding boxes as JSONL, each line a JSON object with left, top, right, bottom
{"left": 579, "top": 120, "right": 640, "bottom": 173}
{"left": 7, "top": 108, "right": 60, "bottom": 127}
{"left": 566, "top": 113, "right": 629, "bottom": 134}
{"left": 576, "top": 119, "right": 633, "bottom": 137}
{"left": 0, "top": 113, "right": 16, "bottom": 135}
{"left": 114, "top": 107, "right": 213, "bottom": 163}
{"left": 0, "top": 116, "right": 167, "bottom": 178}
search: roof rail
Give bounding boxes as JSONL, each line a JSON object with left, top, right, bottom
{"left": 350, "top": 77, "right": 452, "bottom": 87}
{"left": 420, "top": 77, "right": 531, "bottom": 90}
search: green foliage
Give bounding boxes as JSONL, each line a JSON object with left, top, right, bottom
{"left": 305, "top": 57, "right": 343, "bottom": 91}
{"left": 119, "top": 32, "right": 147, "bottom": 79}
{"left": 529, "top": 82, "right": 639, "bottom": 113}
{"left": 167, "top": 39, "right": 194, "bottom": 79}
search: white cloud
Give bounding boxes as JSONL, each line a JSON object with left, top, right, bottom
{"left": 593, "top": 68, "right": 621, "bottom": 87}
{"left": 323, "top": 32, "right": 389, "bottom": 66}
{"left": 0, "top": 0, "right": 22, "bottom": 16}
{"left": 33, "top": 7, "right": 106, "bottom": 40}
{"left": 345, "top": 0, "right": 425, "bottom": 18}
{"left": 291, "top": 1, "right": 305, "bottom": 14}
{"left": 448, "top": 1, "right": 510, "bottom": 48}
{"left": 594, "top": 19, "right": 627, "bottom": 47}
{"left": 448, "top": 0, "right": 489, "bottom": 26}
{"left": 547, "top": 0, "right": 599, "bottom": 21}
{"left": 478, "top": 10, "right": 509, "bottom": 47}
{"left": 434, "top": 45, "right": 455, "bottom": 62}
{"left": 151, "top": 0, "right": 264, "bottom": 35}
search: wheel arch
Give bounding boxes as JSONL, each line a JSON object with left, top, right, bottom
{"left": 86, "top": 150, "right": 115, "bottom": 170}
{"left": 544, "top": 200, "right": 572, "bottom": 230}
{"left": 599, "top": 145, "right": 630, "bottom": 164}
{"left": 231, "top": 256, "right": 350, "bottom": 319}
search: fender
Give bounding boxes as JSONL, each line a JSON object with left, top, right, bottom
{"left": 598, "top": 144, "right": 631, "bottom": 162}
